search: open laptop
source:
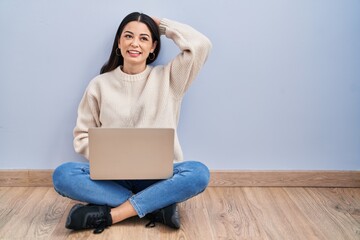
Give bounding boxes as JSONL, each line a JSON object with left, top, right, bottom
{"left": 88, "top": 128, "right": 174, "bottom": 180}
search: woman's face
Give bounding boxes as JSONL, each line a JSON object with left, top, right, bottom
{"left": 118, "top": 21, "right": 157, "bottom": 69}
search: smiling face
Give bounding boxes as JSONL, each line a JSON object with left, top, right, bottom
{"left": 118, "top": 21, "right": 157, "bottom": 73}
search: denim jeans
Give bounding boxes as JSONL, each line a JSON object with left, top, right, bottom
{"left": 52, "top": 161, "right": 210, "bottom": 218}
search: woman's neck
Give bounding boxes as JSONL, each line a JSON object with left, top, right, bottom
{"left": 122, "top": 63, "right": 146, "bottom": 75}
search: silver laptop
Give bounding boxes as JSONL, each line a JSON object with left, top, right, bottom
{"left": 88, "top": 128, "right": 174, "bottom": 180}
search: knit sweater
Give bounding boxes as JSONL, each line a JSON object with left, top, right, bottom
{"left": 73, "top": 18, "right": 212, "bottom": 162}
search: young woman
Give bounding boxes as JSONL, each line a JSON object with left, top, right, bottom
{"left": 52, "top": 12, "right": 212, "bottom": 234}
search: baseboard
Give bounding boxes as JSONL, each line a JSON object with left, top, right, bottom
{"left": 0, "top": 170, "right": 53, "bottom": 187}
{"left": 0, "top": 170, "right": 359, "bottom": 187}
{"left": 210, "top": 170, "right": 360, "bottom": 187}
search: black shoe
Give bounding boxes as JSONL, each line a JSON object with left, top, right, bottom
{"left": 65, "top": 203, "right": 112, "bottom": 234}
{"left": 145, "top": 203, "right": 180, "bottom": 229}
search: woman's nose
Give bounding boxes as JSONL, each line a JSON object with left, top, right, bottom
{"left": 131, "top": 38, "right": 139, "bottom": 47}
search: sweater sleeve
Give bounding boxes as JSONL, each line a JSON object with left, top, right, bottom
{"left": 73, "top": 85, "right": 101, "bottom": 160}
{"left": 159, "top": 18, "right": 212, "bottom": 98}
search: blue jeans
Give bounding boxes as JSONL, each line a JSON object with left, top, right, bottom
{"left": 52, "top": 161, "right": 210, "bottom": 218}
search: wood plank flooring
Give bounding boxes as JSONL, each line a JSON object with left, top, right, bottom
{"left": 0, "top": 187, "right": 359, "bottom": 240}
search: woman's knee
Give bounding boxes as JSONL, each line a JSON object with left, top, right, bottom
{"left": 52, "top": 162, "right": 88, "bottom": 193}
{"left": 53, "top": 162, "right": 70, "bottom": 192}
{"left": 178, "top": 161, "right": 210, "bottom": 191}
{"left": 193, "top": 161, "right": 210, "bottom": 189}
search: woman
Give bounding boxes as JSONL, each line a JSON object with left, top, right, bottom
{"left": 53, "top": 12, "right": 212, "bottom": 234}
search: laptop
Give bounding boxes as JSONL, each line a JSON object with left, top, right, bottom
{"left": 88, "top": 128, "right": 174, "bottom": 180}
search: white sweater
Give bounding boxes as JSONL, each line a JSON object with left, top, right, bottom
{"left": 73, "top": 18, "right": 212, "bottom": 162}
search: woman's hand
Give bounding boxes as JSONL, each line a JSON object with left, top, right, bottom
{"left": 152, "top": 16, "right": 161, "bottom": 27}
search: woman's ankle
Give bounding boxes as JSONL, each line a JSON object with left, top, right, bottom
{"left": 111, "top": 200, "right": 137, "bottom": 223}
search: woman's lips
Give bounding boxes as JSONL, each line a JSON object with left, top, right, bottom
{"left": 127, "top": 50, "right": 141, "bottom": 57}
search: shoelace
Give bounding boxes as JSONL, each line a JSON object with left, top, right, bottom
{"left": 145, "top": 211, "right": 162, "bottom": 228}
{"left": 86, "top": 213, "right": 107, "bottom": 234}
{"left": 93, "top": 222, "right": 106, "bottom": 234}
{"left": 145, "top": 219, "right": 156, "bottom": 228}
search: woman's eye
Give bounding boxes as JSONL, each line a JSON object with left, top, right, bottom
{"left": 141, "top": 37, "right": 149, "bottom": 41}
{"left": 124, "top": 35, "right": 133, "bottom": 39}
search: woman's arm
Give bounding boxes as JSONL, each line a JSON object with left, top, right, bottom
{"left": 73, "top": 87, "right": 101, "bottom": 160}
{"left": 156, "top": 18, "right": 212, "bottom": 98}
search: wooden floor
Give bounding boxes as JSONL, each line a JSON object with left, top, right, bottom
{"left": 0, "top": 187, "right": 359, "bottom": 240}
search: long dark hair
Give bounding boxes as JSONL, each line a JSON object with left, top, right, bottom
{"left": 100, "top": 12, "right": 161, "bottom": 74}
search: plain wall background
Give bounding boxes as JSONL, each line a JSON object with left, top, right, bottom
{"left": 1, "top": 0, "right": 359, "bottom": 170}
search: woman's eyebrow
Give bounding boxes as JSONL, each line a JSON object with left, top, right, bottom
{"left": 140, "top": 33, "right": 150, "bottom": 38}
{"left": 123, "top": 30, "right": 150, "bottom": 38}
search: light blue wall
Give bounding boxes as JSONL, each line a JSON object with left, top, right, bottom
{"left": 1, "top": 0, "right": 359, "bottom": 170}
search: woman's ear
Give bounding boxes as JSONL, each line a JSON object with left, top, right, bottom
{"left": 151, "top": 41, "right": 158, "bottom": 52}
